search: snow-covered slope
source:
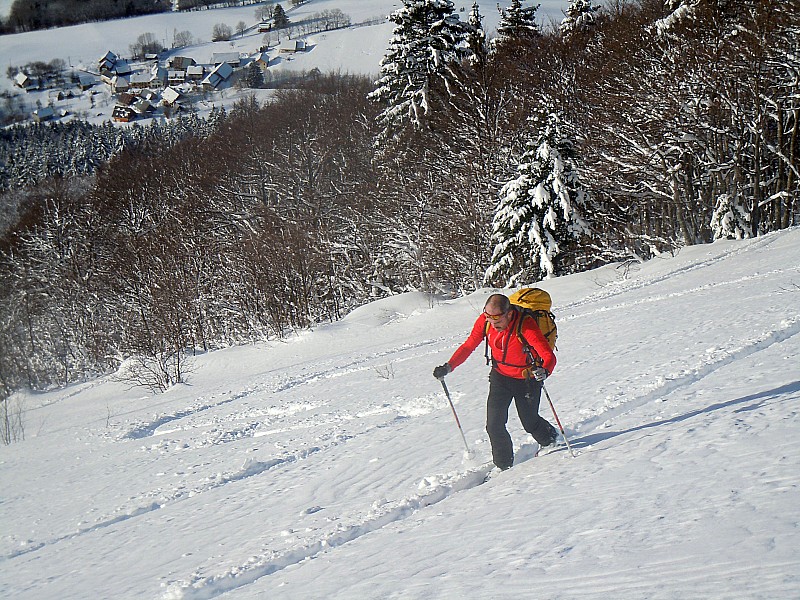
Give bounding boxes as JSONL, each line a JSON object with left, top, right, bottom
{"left": 2, "top": 229, "right": 799, "bottom": 599}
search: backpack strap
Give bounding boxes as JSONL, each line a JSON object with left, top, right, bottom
{"left": 483, "top": 310, "right": 533, "bottom": 369}
{"left": 484, "top": 320, "right": 491, "bottom": 366}
{"left": 515, "top": 311, "right": 541, "bottom": 368}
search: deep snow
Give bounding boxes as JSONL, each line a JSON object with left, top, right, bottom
{"left": 1, "top": 228, "right": 799, "bottom": 599}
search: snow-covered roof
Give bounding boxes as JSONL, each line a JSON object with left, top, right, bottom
{"left": 161, "top": 86, "right": 182, "bottom": 104}
{"left": 129, "top": 72, "right": 152, "bottom": 86}
{"left": 279, "top": 39, "right": 307, "bottom": 53}
{"left": 211, "top": 52, "right": 241, "bottom": 65}
{"left": 14, "top": 72, "right": 32, "bottom": 86}
{"left": 202, "top": 62, "right": 234, "bottom": 89}
{"left": 110, "top": 75, "right": 129, "bottom": 90}
{"left": 32, "top": 106, "right": 54, "bottom": 120}
{"left": 113, "top": 60, "right": 132, "bottom": 76}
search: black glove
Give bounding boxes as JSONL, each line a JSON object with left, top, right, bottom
{"left": 531, "top": 366, "right": 549, "bottom": 382}
{"left": 433, "top": 363, "right": 452, "bottom": 379}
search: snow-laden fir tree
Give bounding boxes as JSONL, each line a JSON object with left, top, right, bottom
{"left": 559, "top": 0, "right": 601, "bottom": 38}
{"left": 496, "top": 0, "right": 540, "bottom": 45}
{"left": 466, "top": 1, "right": 488, "bottom": 67}
{"left": 711, "top": 193, "right": 751, "bottom": 240}
{"left": 368, "top": 0, "right": 469, "bottom": 139}
{"left": 486, "top": 111, "right": 591, "bottom": 286}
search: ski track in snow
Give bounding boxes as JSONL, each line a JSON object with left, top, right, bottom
{"left": 120, "top": 338, "right": 442, "bottom": 441}
{"left": 3, "top": 336, "right": 454, "bottom": 562}
{"left": 560, "top": 266, "right": 796, "bottom": 324}
{"left": 161, "top": 446, "right": 553, "bottom": 600}
{"left": 3, "top": 395, "right": 441, "bottom": 562}
{"left": 160, "top": 465, "right": 497, "bottom": 600}
{"left": 559, "top": 233, "right": 782, "bottom": 313}
{"left": 572, "top": 314, "right": 800, "bottom": 436}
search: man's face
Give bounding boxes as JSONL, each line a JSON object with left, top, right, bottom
{"left": 484, "top": 305, "right": 511, "bottom": 331}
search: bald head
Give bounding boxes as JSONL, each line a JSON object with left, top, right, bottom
{"left": 484, "top": 294, "right": 510, "bottom": 314}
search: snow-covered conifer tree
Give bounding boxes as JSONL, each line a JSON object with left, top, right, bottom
{"left": 466, "top": 1, "right": 488, "bottom": 66}
{"left": 496, "top": 0, "right": 540, "bottom": 45}
{"left": 369, "top": 0, "right": 469, "bottom": 139}
{"left": 273, "top": 4, "right": 290, "bottom": 29}
{"left": 559, "top": 0, "right": 601, "bottom": 38}
{"left": 711, "top": 193, "right": 751, "bottom": 240}
{"left": 486, "top": 111, "right": 591, "bottom": 286}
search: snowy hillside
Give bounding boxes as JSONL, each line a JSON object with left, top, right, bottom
{"left": 0, "top": 0, "right": 570, "bottom": 125}
{"left": 2, "top": 229, "right": 799, "bottom": 599}
{"left": 0, "top": 0, "right": 569, "bottom": 92}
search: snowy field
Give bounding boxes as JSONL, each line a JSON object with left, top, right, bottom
{"left": 1, "top": 228, "right": 799, "bottom": 599}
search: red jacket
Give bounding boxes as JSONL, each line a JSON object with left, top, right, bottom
{"left": 447, "top": 309, "right": 556, "bottom": 379}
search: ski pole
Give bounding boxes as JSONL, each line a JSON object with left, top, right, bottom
{"left": 542, "top": 383, "right": 577, "bottom": 458}
{"left": 438, "top": 378, "right": 472, "bottom": 455}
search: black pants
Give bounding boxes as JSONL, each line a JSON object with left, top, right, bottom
{"left": 486, "top": 369, "right": 555, "bottom": 469}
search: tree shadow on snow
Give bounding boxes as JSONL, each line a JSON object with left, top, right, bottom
{"left": 571, "top": 380, "right": 800, "bottom": 449}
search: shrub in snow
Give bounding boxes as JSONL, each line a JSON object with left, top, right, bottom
{"left": 711, "top": 193, "right": 751, "bottom": 240}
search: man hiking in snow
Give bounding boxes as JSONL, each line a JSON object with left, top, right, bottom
{"left": 433, "top": 293, "right": 558, "bottom": 470}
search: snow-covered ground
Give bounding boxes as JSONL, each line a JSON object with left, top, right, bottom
{"left": 2, "top": 229, "right": 799, "bottom": 599}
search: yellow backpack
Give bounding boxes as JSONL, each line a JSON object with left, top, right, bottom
{"left": 508, "top": 288, "right": 558, "bottom": 351}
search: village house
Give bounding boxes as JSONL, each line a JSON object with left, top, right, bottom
{"left": 211, "top": 52, "right": 242, "bottom": 67}
{"left": 98, "top": 50, "right": 132, "bottom": 78}
{"left": 250, "top": 51, "right": 270, "bottom": 72}
{"left": 202, "top": 62, "right": 233, "bottom": 91}
{"left": 161, "top": 86, "right": 182, "bottom": 107}
{"left": 14, "top": 72, "right": 35, "bottom": 90}
{"left": 32, "top": 107, "right": 55, "bottom": 122}
{"left": 279, "top": 39, "right": 307, "bottom": 54}
{"left": 129, "top": 71, "right": 153, "bottom": 90}
{"left": 139, "top": 89, "right": 159, "bottom": 102}
{"left": 168, "top": 56, "right": 196, "bottom": 70}
{"left": 76, "top": 73, "right": 96, "bottom": 90}
{"left": 109, "top": 75, "right": 129, "bottom": 94}
{"left": 131, "top": 99, "right": 152, "bottom": 116}
{"left": 98, "top": 50, "right": 117, "bottom": 73}
{"left": 150, "top": 64, "right": 168, "bottom": 88}
{"left": 111, "top": 105, "right": 136, "bottom": 122}
{"left": 117, "top": 92, "right": 137, "bottom": 107}
{"left": 113, "top": 61, "right": 133, "bottom": 77}
{"left": 168, "top": 70, "right": 186, "bottom": 86}
{"left": 185, "top": 65, "right": 205, "bottom": 83}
